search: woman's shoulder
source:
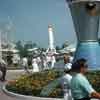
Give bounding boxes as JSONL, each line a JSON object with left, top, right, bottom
{"left": 76, "top": 73, "right": 88, "bottom": 83}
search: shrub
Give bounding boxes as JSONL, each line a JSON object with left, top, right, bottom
{"left": 86, "top": 71, "right": 100, "bottom": 92}
{"left": 7, "top": 70, "right": 63, "bottom": 97}
{"left": 6, "top": 70, "right": 100, "bottom": 98}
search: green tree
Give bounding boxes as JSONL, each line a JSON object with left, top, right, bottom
{"left": 32, "top": 43, "right": 37, "bottom": 48}
{"left": 98, "top": 38, "right": 100, "bottom": 44}
{"left": 16, "top": 41, "right": 39, "bottom": 57}
{"left": 62, "top": 41, "right": 69, "bottom": 49}
{"left": 56, "top": 46, "right": 60, "bottom": 51}
{"left": 24, "top": 41, "right": 35, "bottom": 49}
{"left": 16, "top": 41, "right": 24, "bottom": 57}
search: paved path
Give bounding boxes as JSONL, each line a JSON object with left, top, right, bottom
{"left": 0, "top": 70, "right": 26, "bottom": 100}
{"left": 0, "top": 70, "right": 60, "bottom": 100}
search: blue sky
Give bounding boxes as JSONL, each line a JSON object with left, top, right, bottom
{"left": 0, "top": 0, "right": 77, "bottom": 47}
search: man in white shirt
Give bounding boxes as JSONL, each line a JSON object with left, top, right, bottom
{"left": 22, "top": 57, "right": 29, "bottom": 73}
{"left": 51, "top": 55, "right": 56, "bottom": 69}
{"left": 61, "top": 56, "right": 73, "bottom": 100}
{"left": 32, "top": 58, "right": 39, "bottom": 73}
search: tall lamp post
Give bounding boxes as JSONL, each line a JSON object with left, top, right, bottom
{"left": 66, "top": 0, "right": 100, "bottom": 69}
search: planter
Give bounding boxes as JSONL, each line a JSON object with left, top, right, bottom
{"left": 4, "top": 70, "right": 100, "bottom": 100}
{"left": 3, "top": 84, "right": 62, "bottom": 100}
{"left": 3, "top": 84, "right": 99, "bottom": 100}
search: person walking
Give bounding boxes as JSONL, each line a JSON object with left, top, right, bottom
{"left": 32, "top": 58, "right": 39, "bottom": 73}
{"left": 22, "top": 57, "right": 29, "bottom": 73}
{"left": 51, "top": 55, "right": 56, "bottom": 69}
{"left": 0, "top": 59, "right": 7, "bottom": 81}
{"left": 62, "top": 63, "right": 73, "bottom": 100}
{"left": 71, "top": 58, "right": 100, "bottom": 100}
{"left": 61, "top": 55, "right": 73, "bottom": 100}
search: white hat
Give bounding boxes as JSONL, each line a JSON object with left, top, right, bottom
{"left": 64, "top": 63, "right": 72, "bottom": 71}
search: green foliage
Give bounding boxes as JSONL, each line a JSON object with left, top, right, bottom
{"left": 40, "top": 77, "right": 62, "bottom": 97}
{"left": 62, "top": 41, "right": 69, "bottom": 49}
{"left": 15, "top": 41, "right": 24, "bottom": 57}
{"left": 98, "top": 38, "right": 100, "bottom": 44}
{"left": 6, "top": 70, "right": 100, "bottom": 98}
{"left": 7, "top": 70, "right": 63, "bottom": 97}
{"left": 86, "top": 71, "right": 100, "bottom": 92}
{"left": 15, "top": 41, "right": 38, "bottom": 57}
{"left": 56, "top": 46, "right": 61, "bottom": 51}
{"left": 7, "top": 51, "right": 13, "bottom": 64}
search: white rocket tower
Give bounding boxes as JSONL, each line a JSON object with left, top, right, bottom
{"left": 47, "top": 24, "right": 56, "bottom": 54}
{"left": 45, "top": 24, "right": 56, "bottom": 69}
{"left": 48, "top": 25, "right": 54, "bottom": 50}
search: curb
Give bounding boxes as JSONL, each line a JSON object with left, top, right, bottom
{"left": 2, "top": 84, "right": 62, "bottom": 100}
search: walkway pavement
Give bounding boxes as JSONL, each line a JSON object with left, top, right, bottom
{"left": 0, "top": 70, "right": 25, "bottom": 100}
{"left": 0, "top": 70, "right": 60, "bottom": 100}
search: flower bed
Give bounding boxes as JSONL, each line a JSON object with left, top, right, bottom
{"left": 86, "top": 71, "right": 100, "bottom": 92}
{"left": 6, "top": 70, "right": 100, "bottom": 98}
{"left": 6, "top": 70, "right": 63, "bottom": 98}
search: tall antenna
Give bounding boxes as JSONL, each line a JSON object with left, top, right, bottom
{"left": 6, "top": 16, "right": 15, "bottom": 49}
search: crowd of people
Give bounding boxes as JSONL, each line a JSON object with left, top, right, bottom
{"left": 0, "top": 54, "right": 57, "bottom": 81}
{"left": 22, "top": 55, "right": 56, "bottom": 73}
